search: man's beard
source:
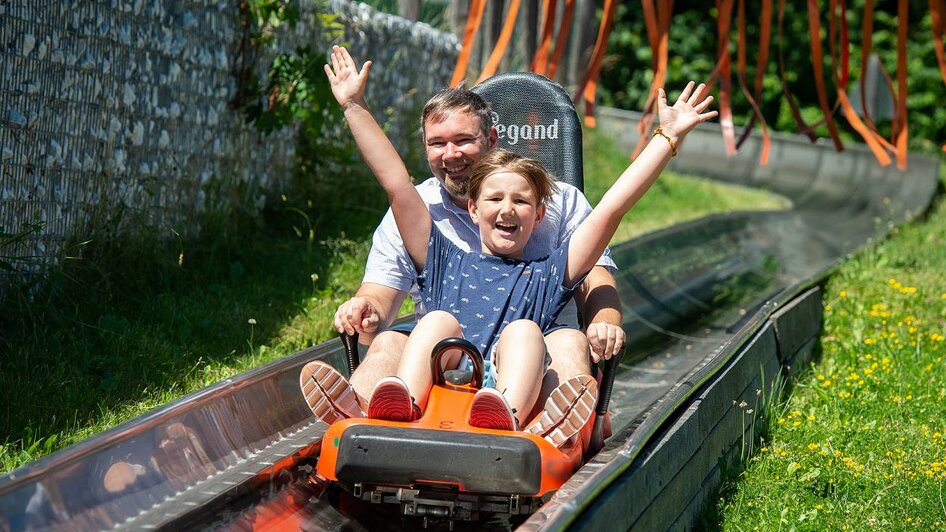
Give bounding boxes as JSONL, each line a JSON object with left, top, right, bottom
{"left": 441, "top": 175, "right": 468, "bottom": 200}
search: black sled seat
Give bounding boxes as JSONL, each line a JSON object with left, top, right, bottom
{"left": 472, "top": 71, "right": 584, "bottom": 190}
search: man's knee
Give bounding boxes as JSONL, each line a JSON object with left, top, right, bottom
{"left": 545, "top": 328, "right": 592, "bottom": 374}
{"left": 363, "top": 330, "right": 408, "bottom": 360}
{"left": 350, "top": 330, "right": 408, "bottom": 401}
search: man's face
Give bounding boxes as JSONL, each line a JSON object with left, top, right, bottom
{"left": 424, "top": 111, "right": 493, "bottom": 203}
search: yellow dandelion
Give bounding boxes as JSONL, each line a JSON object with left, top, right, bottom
{"left": 839, "top": 290, "right": 847, "bottom": 297}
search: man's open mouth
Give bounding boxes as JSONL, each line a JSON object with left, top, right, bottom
{"left": 443, "top": 162, "right": 470, "bottom": 177}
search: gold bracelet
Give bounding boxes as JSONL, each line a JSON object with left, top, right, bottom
{"left": 653, "top": 126, "right": 677, "bottom": 157}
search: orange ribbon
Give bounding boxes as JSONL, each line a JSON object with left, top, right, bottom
{"left": 450, "top": 0, "right": 487, "bottom": 87}
{"left": 477, "top": 0, "right": 523, "bottom": 84}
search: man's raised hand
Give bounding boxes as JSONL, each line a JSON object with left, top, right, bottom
{"left": 323, "top": 45, "right": 371, "bottom": 110}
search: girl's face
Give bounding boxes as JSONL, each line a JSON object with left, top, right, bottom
{"left": 468, "top": 171, "right": 545, "bottom": 259}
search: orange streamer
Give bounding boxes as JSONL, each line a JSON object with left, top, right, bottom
{"left": 547, "top": 0, "right": 576, "bottom": 78}
{"left": 450, "top": 0, "right": 487, "bottom": 87}
{"left": 894, "top": 0, "right": 909, "bottom": 169}
{"left": 715, "top": 0, "right": 738, "bottom": 156}
{"left": 830, "top": 0, "right": 892, "bottom": 165}
{"left": 735, "top": 0, "right": 771, "bottom": 165}
{"left": 573, "top": 0, "right": 619, "bottom": 127}
{"left": 632, "top": 0, "right": 672, "bottom": 158}
{"left": 806, "top": 0, "right": 844, "bottom": 151}
{"left": 736, "top": 0, "right": 773, "bottom": 150}
{"left": 934, "top": 0, "right": 946, "bottom": 151}
{"left": 531, "top": 0, "right": 557, "bottom": 75}
{"left": 777, "top": 0, "right": 818, "bottom": 142}
{"left": 477, "top": 0, "right": 523, "bottom": 83}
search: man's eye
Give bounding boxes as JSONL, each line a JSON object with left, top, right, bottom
{"left": 428, "top": 142, "right": 446, "bottom": 148}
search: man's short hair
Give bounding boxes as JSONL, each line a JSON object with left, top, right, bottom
{"left": 468, "top": 148, "right": 558, "bottom": 205}
{"left": 421, "top": 87, "right": 493, "bottom": 140}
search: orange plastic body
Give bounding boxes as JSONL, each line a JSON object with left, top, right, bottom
{"left": 316, "top": 379, "right": 587, "bottom": 497}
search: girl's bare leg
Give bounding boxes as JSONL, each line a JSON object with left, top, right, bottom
{"left": 494, "top": 320, "right": 548, "bottom": 427}
{"left": 396, "top": 310, "right": 462, "bottom": 408}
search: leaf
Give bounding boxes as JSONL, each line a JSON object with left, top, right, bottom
{"left": 799, "top": 467, "right": 821, "bottom": 482}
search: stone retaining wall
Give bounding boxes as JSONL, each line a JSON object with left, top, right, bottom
{"left": 0, "top": 0, "right": 457, "bottom": 279}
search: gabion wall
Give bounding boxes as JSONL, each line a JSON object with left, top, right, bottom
{"left": 0, "top": 0, "right": 458, "bottom": 280}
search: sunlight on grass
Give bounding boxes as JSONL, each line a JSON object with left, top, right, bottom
{"left": 713, "top": 164, "right": 946, "bottom": 530}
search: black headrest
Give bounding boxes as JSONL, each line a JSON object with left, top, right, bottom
{"left": 471, "top": 72, "right": 584, "bottom": 191}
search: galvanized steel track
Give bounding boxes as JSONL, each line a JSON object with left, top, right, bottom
{"left": 0, "top": 118, "right": 938, "bottom": 531}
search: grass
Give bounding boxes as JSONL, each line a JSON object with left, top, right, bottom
{"left": 582, "top": 128, "right": 789, "bottom": 242}
{"left": 0, "top": 128, "right": 787, "bottom": 474}
{"left": 711, "top": 163, "right": 946, "bottom": 530}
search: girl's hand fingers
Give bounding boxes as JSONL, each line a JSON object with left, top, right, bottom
{"left": 695, "top": 95, "right": 715, "bottom": 113}
{"left": 676, "top": 81, "right": 695, "bottom": 105}
{"left": 687, "top": 83, "right": 707, "bottom": 106}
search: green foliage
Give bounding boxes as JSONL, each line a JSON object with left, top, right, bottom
{"left": 356, "top": 0, "right": 451, "bottom": 31}
{"left": 601, "top": 1, "right": 946, "bottom": 152}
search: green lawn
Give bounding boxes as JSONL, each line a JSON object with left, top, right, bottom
{"left": 712, "top": 163, "right": 946, "bottom": 530}
{"left": 0, "top": 128, "right": 786, "bottom": 474}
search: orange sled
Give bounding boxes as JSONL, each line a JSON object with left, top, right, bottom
{"left": 316, "top": 336, "right": 621, "bottom": 523}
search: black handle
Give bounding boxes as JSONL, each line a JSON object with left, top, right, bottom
{"left": 588, "top": 347, "right": 625, "bottom": 455}
{"left": 340, "top": 332, "right": 360, "bottom": 375}
{"left": 430, "top": 337, "right": 484, "bottom": 388}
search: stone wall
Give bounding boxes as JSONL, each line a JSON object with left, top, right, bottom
{"left": 0, "top": 0, "right": 458, "bottom": 279}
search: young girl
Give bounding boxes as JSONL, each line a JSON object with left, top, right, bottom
{"left": 321, "top": 46, "right": 717, "bottom": 439}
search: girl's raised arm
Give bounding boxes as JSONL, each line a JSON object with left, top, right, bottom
{"left": 324, "top": 46, "right": 431, "bottom": 269}
{"left": 564, "top": 82, "right": 718, "bottom": 285}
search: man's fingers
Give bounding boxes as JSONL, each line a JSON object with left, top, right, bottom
{"left": 339, "top": 46, "right": 354, "bottom": 67}
{"left": 330, "top": 47, "right": 342, "bottom": 73}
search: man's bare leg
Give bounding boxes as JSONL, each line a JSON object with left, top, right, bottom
{"left": 349, "top": 330, "right": 408, "bottom": 407}
{"left": 529, "top": 328, "right": 592, "bottom": 420}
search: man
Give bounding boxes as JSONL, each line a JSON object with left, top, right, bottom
{"left": 301, "top": 46, "right": 624, "bottom": 446}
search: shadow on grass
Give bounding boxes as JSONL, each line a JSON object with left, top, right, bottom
{"left": 0, "top": 177, "right": 387, "bottom": 469}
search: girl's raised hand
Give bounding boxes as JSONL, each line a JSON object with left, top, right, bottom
{"left": 323, "top": 45, "right": 372, "bottom": 110}
{"left": 656, "top": 81, "right": 718, "bottom": 144}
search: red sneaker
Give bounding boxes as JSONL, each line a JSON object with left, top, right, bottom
{"left": 299, "top": 361, "right": 365, "bottom": 424}
{"left": 468, "top": 388, "right": 517, "bottom": 431}
{"left": 367, "top": 377, "right": 421, "bottom": 422}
